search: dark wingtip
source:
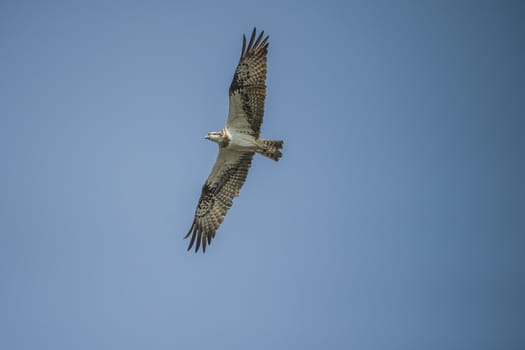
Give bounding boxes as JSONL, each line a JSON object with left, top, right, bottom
{"left": 185, "top": 221, "right": 197, "bottom": 251}
{"left": 239, "top": 27, "right": 269, "bottom": 61}
{"left": 195, "top": 228, "right": 202, "bottom": 252}
{"left": 241, "top": 34, "right": 247, "bottom": 58}
{"left": 246, "top": 27, "right": 257, "bottom": 53}
{"left": 202, "top": 234, "right": 207, "bottom": 253}
{"left": 183, "top": 221, "right": 194, "bottom": 239}
{"left": 189, "top": 234, "right": 196, "bottom": 251}
{"left": 253, "top": 30, "right": 265, "bottom": 49}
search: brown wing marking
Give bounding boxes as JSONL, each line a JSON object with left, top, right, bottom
{"left": 185, "top": 151, "right": 254, "bottom": 252}
{"left": 227, "top": 28, "right": 269, "bottom": 138}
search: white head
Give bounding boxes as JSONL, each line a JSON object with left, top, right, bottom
{"left": 205, "top": 130, "right": 227, "bottom": 145}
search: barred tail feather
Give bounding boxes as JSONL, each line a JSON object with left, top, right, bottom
{"left": 257, "top": 139, "right": 284, "bottom": 161}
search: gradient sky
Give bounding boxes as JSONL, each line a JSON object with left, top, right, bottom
{"left": 1, "top": 1, "right": 524, "bottom": 349}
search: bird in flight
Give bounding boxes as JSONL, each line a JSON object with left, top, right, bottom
{"left": 185, "top": 28, "right": 284, "bottom": 253}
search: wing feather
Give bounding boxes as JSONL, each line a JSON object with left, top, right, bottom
{"left": 185, "top": 149, "right": 255, "bottom": 252}
{"left": 227, "top": 28, "right": 269, "bottom": 138}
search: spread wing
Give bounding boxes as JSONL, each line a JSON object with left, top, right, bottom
{"left": 185, "top": 149, "right": 255, "bottom": 252}
{"left": 226, "top": 28, "right": 269, "bottom": 138}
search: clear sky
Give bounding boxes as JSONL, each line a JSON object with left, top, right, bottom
{"left": 1, "top": 1, "right": 524, "bottom": 349}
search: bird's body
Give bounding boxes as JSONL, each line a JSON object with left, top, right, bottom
{"left": 206, "top": 127, "right": 257, "bottom": 151}
{"left": 185, "top": 28, "right": 283, "bottom": 252}
{"left": 224, "top": 128, "right": 258, "bottom": 150}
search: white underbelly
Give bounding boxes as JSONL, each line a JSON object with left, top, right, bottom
{"left": 226, "top": 128, "right": 257, "bottom": 151}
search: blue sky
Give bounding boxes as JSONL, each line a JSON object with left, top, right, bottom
{"left": 1, "top": 1, "right": 524, "bottom": 349}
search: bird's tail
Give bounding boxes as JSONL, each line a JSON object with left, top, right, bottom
{"left": 256, "top": 139, "right": 284, "bottom": 161}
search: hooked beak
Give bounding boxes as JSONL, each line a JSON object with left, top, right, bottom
{"left": 204, "top": 134, "right": 210, "bottom": 139}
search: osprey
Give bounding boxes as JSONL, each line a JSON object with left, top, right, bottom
{"left": 185, "top": 28, "right": 283, "bottom": 253}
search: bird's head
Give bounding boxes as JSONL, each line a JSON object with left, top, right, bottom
{"left": 205, "top": 130, "right": 226, "bottom": 144}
